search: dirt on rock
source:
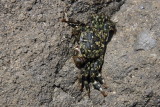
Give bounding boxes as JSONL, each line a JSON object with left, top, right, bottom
{"left": 0, "top": 0, "right": 160, "bottom": 107}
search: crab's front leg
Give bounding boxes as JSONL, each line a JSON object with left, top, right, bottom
{"left": 62, "top": 18, "right": 85, "bottom": 43}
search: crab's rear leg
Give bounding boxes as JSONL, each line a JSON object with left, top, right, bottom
{"left": 92, "top": 80, "right": 107, "bottom": 97}
{"left": 91, "top": 70, "right": 107, "bottom": 97}
{"left": 79, "top": 69, "right": 91, "bottom": 97}
{"left": 90, "top": 57, "right": 108, "bottom": 97}
{"left": 78, "top": 73, "right": 84, "bottom": 92}
{"left": 95, "top": 73, "right": 108, "bottom": 89}
{"left": 84, "top": 78, "right": 91, "bottom": 97}
{"left": 94, "top": 55, "right": 108, "bottom": 89}
{"left": 90, "top": 70, "right": 107, "bottom": 97}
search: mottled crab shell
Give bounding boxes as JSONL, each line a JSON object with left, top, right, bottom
{"left": 79, "top": 15, "right": 114, "bottom": 59}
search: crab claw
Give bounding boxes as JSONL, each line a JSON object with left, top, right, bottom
{"left": 72, "top": 45, "right": 86, "bottom": 68}
{"left": 73, "top": 56, "right": 86, "bottom": 69}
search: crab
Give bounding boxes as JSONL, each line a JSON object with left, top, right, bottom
{"left": 62, "top": 14, "right": 116, "bottom": 97}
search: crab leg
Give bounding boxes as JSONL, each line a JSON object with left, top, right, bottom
{"left": 92, "top": 80, "right": 107, "bottom": 97}
{"left": 95, "top": 73, "right": 108, "bottom": 89}
{"left": 61, "top": 18, "right": 85, "bottom": 28}
{"left": 81, "top": 70, "right": 91, "bottom": 97}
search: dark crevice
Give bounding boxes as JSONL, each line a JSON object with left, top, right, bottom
{"left": 53, "top": 84, "right": 68, "bottom": 94}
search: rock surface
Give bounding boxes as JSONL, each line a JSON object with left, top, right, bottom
{"left": 0, "top": 0, "right": 160, "bottom": 107}
{"left": 134, "top": 30, "right": 157, "bottom": 51}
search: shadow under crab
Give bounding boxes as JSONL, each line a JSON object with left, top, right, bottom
{"left": 62, "top": 14, "right": 116, "bottom": 97}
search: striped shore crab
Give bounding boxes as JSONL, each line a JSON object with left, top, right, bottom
{"left": 62, "top": 14, "right": 115, "bottom": 97}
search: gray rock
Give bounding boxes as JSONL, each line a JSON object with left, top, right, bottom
{"left": 135, "top": 30, "right": 156, "bottom": 51}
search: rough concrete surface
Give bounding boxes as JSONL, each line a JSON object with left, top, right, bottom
{"left": 0, "top": 0, "right": 159, "bottom": 107}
